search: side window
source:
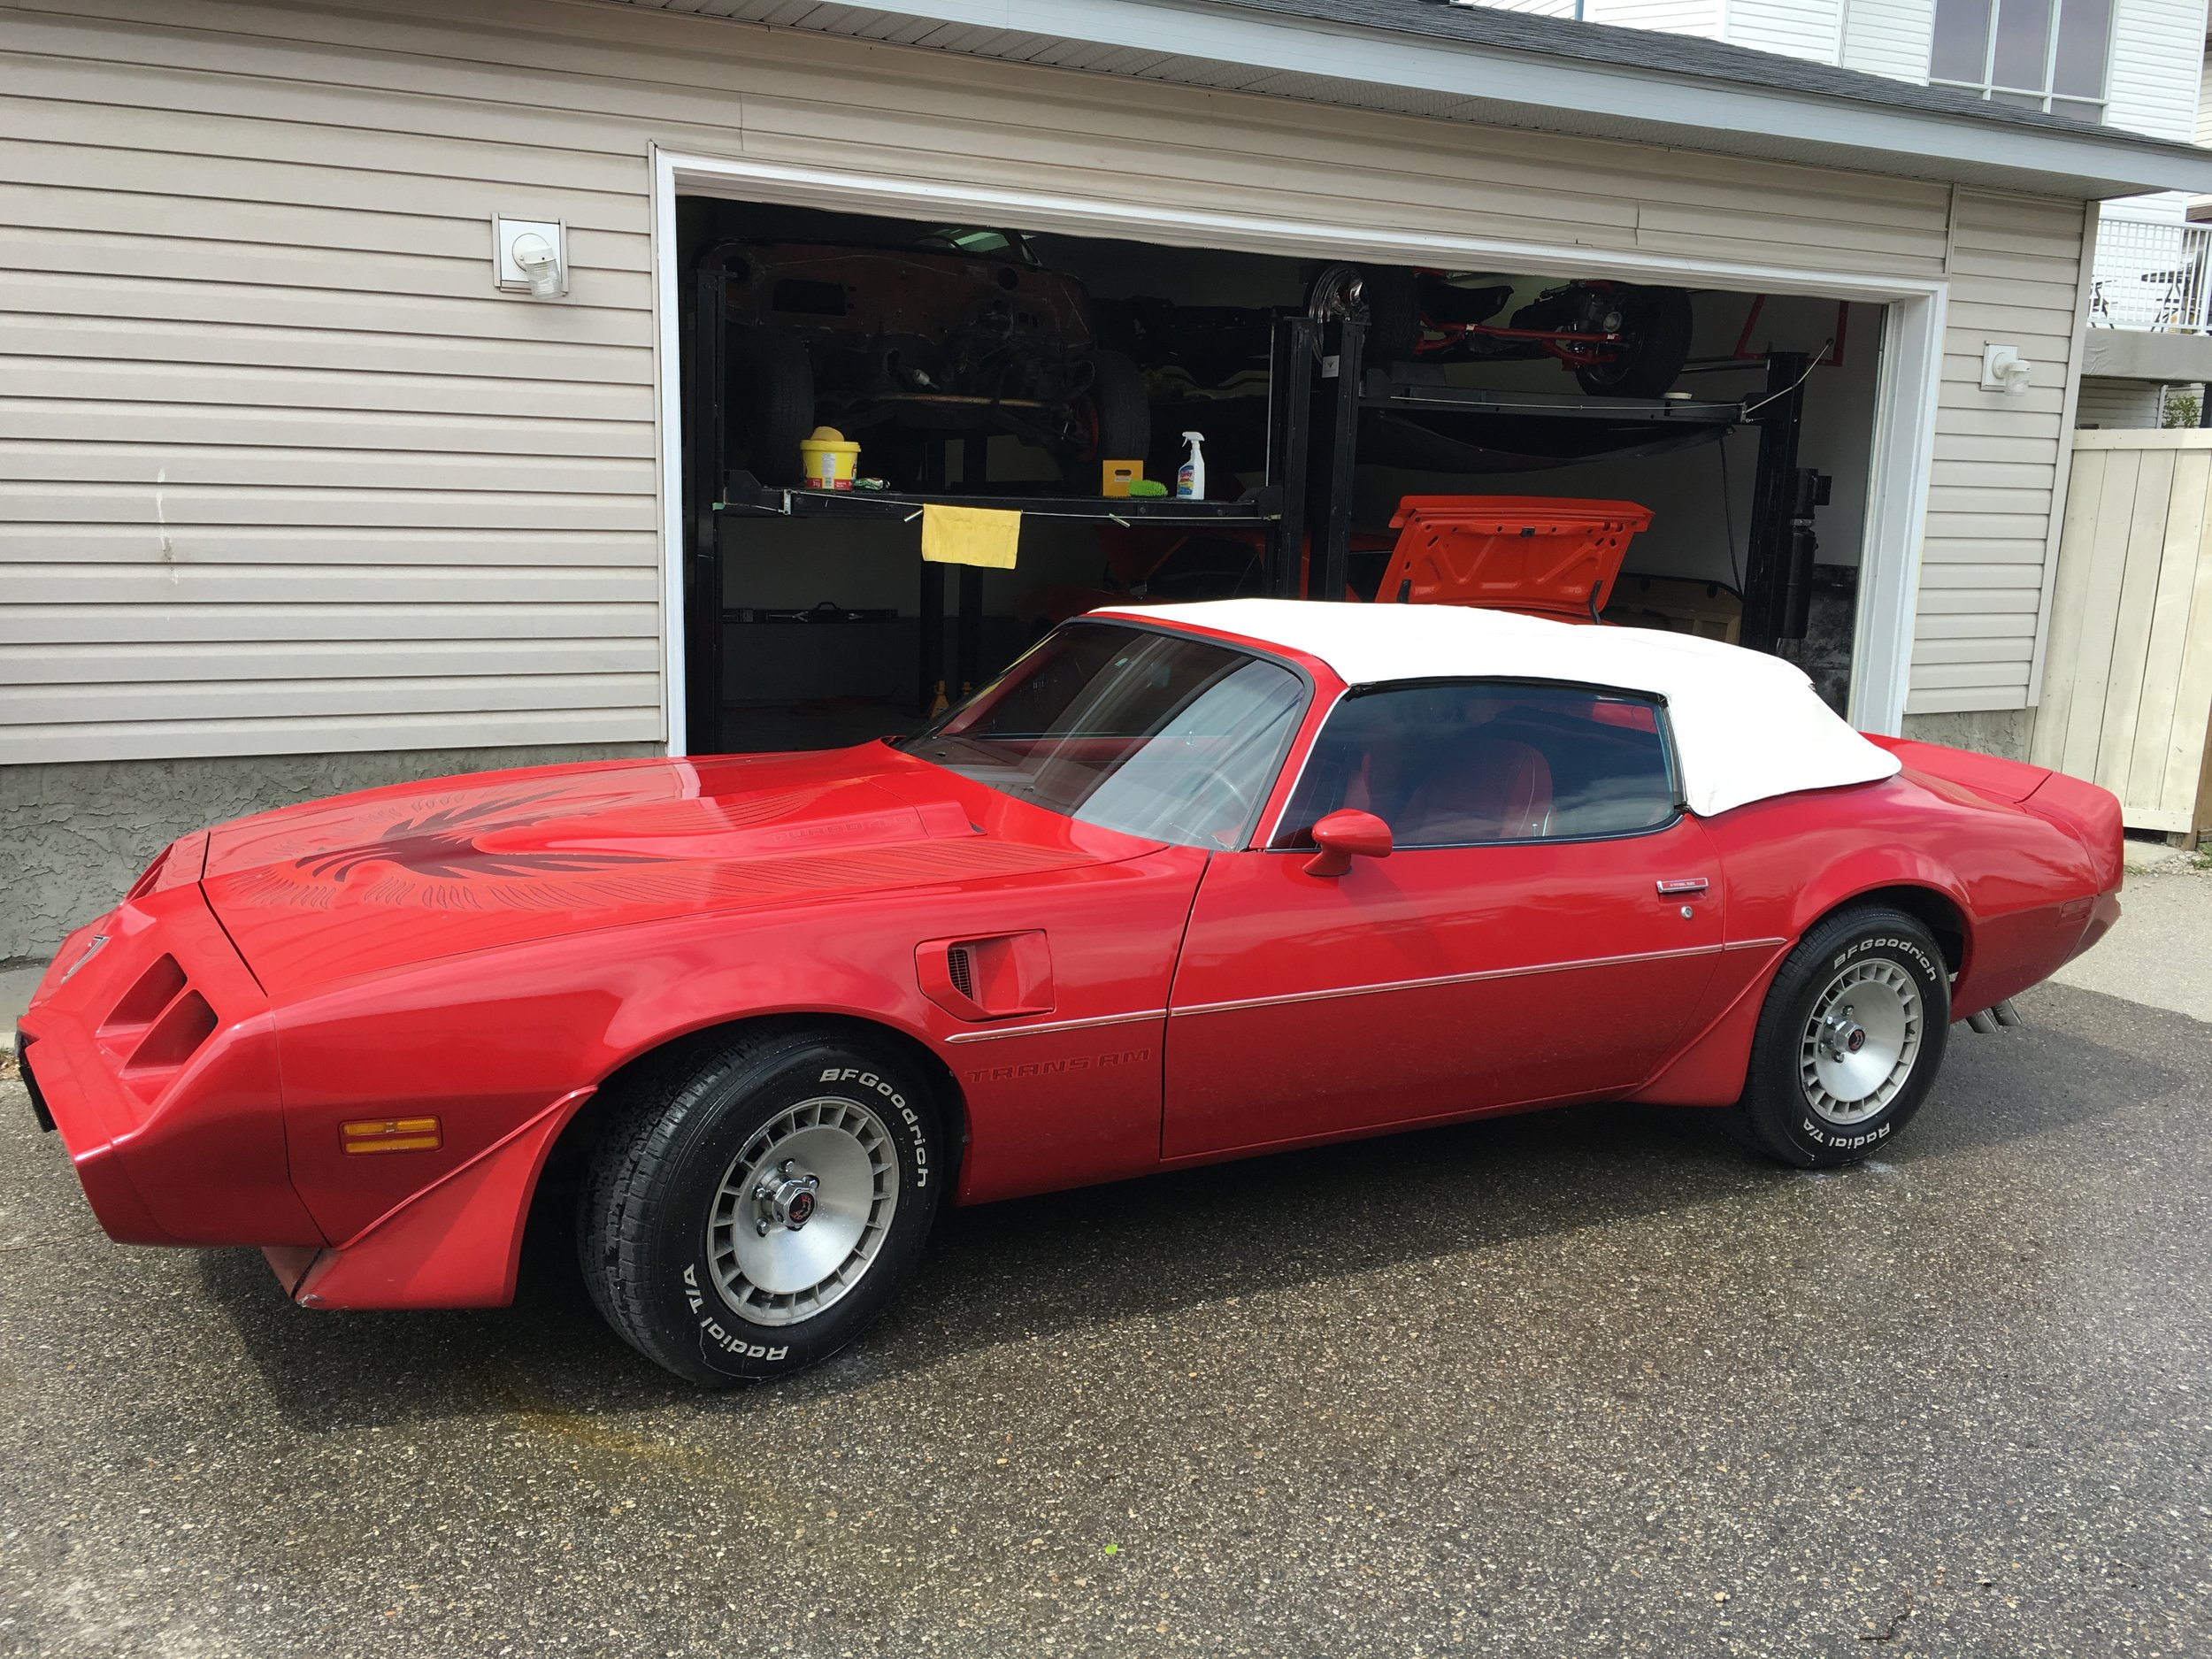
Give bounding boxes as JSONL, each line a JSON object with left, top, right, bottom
{"left": 1928, "top": 0, "right": 2111, "bottom": 122}
{"left": 1275, "top": 681, "right": 1678, "bottom": 850}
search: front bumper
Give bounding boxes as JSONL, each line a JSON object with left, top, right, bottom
{"left": 19, "top": 888, "right": 324, "bottom": 1249}
{"left": 16, "top": 1020, "right": 178, "bottom": 1244}
{"left": 17, "top": 1028, "right": 54, "bottom": 1133}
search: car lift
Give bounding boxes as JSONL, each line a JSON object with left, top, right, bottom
{"left": 687, "top": 262, "right": 1831, "bottom": 753}
{"left": 1286, "top": 269, "right": 1828, "bottom": 651}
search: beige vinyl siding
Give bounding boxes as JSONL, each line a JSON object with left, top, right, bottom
{"left": 0, "top": 0, "right": 673, "bottom": 764}
{"left": 1908, "top": 189, "right": 2091, "bottom": 715}
{"left": 0, "top": 0, "right": 2055, "bottom": 763}
{"left": 2077, "top": 376, "right": 2172, "bottom": 427}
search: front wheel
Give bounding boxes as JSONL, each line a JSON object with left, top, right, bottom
{"left": 1730, "top": 906, "right": 1950, "bottom": 1168}
{"left": 580, "top": 1027, "right": 945, "bottom": 1384}
{"left": 1063, "top": 349, "right": 1150, "bottom": 479}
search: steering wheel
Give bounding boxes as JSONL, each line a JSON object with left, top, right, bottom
{"left": 1163, "top": 770, "right": 1256, "bottom": 850}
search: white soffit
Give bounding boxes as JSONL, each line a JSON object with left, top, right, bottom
{"left": 606, "top": 0, "right": 2212, "bottom": 200}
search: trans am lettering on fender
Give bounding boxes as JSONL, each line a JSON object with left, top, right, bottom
{"left": 964, "top": 1050, "right": 1153, "bottom": 1085}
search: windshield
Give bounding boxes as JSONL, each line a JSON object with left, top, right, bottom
{"left": 911, "top": 227, "right": 1040, "bottom": 264}
{"left": 895, "top": 623, "right": 1306, "bottom": 849}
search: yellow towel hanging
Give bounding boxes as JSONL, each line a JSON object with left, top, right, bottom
{"left": 920, "top": 503, "right": 1020, "bottom": 569}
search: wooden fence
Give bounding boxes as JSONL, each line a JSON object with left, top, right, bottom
{"left": 2032, "top": 428, "right": 2212, "bottom": 841}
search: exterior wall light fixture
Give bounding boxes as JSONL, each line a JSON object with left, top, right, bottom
{"left": 494, "top": 216, "right": 568, "bottom": 299}
{"left": 1980, "top": 343, "right": 2034, "bottom": 396}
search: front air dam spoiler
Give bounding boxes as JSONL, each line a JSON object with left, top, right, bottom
{"left": 265, "top": 1086, "right": 594, "bottom": 1310}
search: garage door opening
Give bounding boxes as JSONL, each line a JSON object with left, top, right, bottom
{"left": 672, "top": 188, "right": 1888, "bottom": 758}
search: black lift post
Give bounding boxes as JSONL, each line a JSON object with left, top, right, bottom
{"left": 1263, "top": 313, "right": 1317, "bottom": 599}
{"left": 1739, "top": 350, "right": 1831, "bottom": 654}
{"left": 686, "top": 263, "right": 733, "bottom": 757}
{"left": 1303, "top": 266, "right": 1371, "bottom": 603}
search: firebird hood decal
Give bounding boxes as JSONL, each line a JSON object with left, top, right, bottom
{"left": 200, "top": 751, "right": 1144, "bottom": 995}
{"left": 288, "top": 790, "right": 669, "bottom": 885}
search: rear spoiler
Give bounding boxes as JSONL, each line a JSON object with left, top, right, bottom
{"left": 2023, "top": 769, "right": 2126, "bottom": 895}
{"left": 1861, "top": 733, "right": 2120, "bottom": 889}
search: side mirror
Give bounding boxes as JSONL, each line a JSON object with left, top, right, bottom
{"left": 1303, "top": 808, "right": 1393, "bottom": 878}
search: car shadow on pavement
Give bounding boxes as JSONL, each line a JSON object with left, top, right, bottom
{"left": 192, "top": 983, "right": 2179, "bottom": 1428}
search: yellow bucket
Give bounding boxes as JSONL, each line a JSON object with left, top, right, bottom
{"left": 799, "top": 426, "right": 861, "bottom": 490}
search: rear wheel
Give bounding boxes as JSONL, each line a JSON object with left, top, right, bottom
{"left": 580, "top": 1027, "right": 944, "bottom": 1384}
{"left": 1356, "top": 265, "right": 1424, "bottom": 364}
{"left": 1575, "top": 286, "right": 1693, "bottom": 399}
{"left": 1730, "top": 906, "right": 1950, "bottom": 1168}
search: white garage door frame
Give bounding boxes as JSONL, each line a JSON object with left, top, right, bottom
{"left": 650, "top": 147, "right": 1948, "bottom": 753}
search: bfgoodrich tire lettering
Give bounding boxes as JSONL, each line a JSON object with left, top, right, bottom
{"left": 580, "top": 1028, "right": 942, "bottom": 1385}
{"left": 1730, "top": 905, "right": 1951, "bottom": 1169}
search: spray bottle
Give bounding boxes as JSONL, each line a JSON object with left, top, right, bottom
{"left": 1176, "top": 430, "right": 1207, "bottom": 500}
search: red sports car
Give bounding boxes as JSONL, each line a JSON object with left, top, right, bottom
{"left": 19, "top": 602, "right": 2122, "bottom": 1385}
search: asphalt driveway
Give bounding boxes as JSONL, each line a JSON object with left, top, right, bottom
{"left": 2, "top": 979, "right": 2208, "bottom": 1657}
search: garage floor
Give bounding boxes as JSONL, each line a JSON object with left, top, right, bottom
{"left": 3, "top": 979, "right": 2207, "bottom": 1656}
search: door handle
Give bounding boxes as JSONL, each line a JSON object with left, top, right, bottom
{"left": 1655, "top": 877, "right": 1709, "bottom": 897}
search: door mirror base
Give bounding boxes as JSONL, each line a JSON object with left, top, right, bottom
{"left": 1303, "top": 809, "right": 1394, "bottom": 877}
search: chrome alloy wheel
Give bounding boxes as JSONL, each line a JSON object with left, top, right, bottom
{"left": 706, "top": 1097, "right": 899, "bottom": 1327}
{"left": 1799, "top": 959, "right": 1924, "bottom": 1126}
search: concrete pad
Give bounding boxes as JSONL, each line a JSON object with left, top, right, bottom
{"left": 2124, "top": 836, "right": 2190, "bottom": 872}
{"left": 2052, "top": 862, "right": 2212, "bottom": 1024}
{"left": 5, "top": 980, "right": 2210, "bottom": 1656}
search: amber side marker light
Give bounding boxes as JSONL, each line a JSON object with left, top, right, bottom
{"left": 341, "top": 1116, "right": 443, "bottom": 1154}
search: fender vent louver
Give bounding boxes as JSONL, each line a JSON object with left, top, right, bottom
{"left": 917, "top": 933, "right": 1054, "bottom": 1021}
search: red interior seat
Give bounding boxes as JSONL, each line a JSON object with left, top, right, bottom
{"left": 1399, "top": 737, "right": 1554, "bottom": 843}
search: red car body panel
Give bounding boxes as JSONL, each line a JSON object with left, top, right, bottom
{"left": 1163, "top": 813, "right": 1729, "bottom": 1161}
{"left": 19, "top": 616, "right": 2124, "bottom": 1314}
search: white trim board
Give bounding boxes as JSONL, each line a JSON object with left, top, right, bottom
{"left": 2026, "top": 197, "right": 2101, "bottom": 713}
{"left": 2072, "top": 427, "right": 2212, "bottom": 449}
{"left": 651, "top": 144, "right": 686, "bottom": 761}
{"left": 649, "top": 149, "right": 1947, "bottom": 751}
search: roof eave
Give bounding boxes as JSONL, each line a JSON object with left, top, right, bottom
{"left": 647, "top": 0, "right": 2212, "bottom": 199}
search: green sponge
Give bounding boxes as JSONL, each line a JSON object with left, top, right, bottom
{"left": 1125, "top": 479, "right": 1169, "bottom": 497}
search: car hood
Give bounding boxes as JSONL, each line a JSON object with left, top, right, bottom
{"left": 200, "top": 746, "right": 1147, "bottom": 995}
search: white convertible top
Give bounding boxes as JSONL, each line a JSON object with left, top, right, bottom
{"left": 1097, "top": 598, "right": 1900, "bottom": 818}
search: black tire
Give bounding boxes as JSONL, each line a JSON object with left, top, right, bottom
{"left": 1358, "top": 265, "right": 1424, "bottom": 364}
{"left": 728, "top": 327, "right": 815, "bottom": 485}
{"left": 1575, "top": 286, "right": 1694, "bottom": 399}
{"left": 580, "top": 1027, "right": 944, "bottom": 1385}
{"left": 1730, "top": 906, "right": 1951, "bottom": 1168}
{"left": 1066, "top": 348, "right": 1150, "bottom": 476}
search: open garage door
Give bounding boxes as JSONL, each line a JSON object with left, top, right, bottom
{"left": 672, "top": 193, "right": 1886, "bottom": 757}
